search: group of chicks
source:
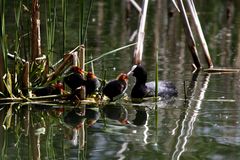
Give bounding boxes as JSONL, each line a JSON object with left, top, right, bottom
{"left": 34, "top": 64, "right": 178, "bottom": 102}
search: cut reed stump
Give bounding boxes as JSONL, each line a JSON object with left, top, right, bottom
{"left": 76, "top": 45, "right": 86, "bottom": 100}
{"left": 22, "top": 62, "right": 31, "bottom": 97}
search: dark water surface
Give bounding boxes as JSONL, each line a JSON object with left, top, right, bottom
{"left": 1, "top": 0, "right": 240, "bottom": 160}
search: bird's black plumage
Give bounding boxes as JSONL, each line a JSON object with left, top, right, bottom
{"left": 131, "top": 65, "right": 178, "bottom": 99}
{"left": 85, "top": 72, "right": 100, "bottom": 96}
{"left": 102, "top": 73, "right": 128, "bottom": 101}
{"left": 64, "top": 66, "right": 85, "bottom": 91}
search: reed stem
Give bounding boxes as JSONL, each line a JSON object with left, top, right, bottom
{"left": 1, "top": 0, "right": 8, "bottom": 72}
{"left": 31, "top": 0, "right": 42, "bottom": 61}
{"left": 79, "top": 0, "right": 84, "bottom": 44}
{"left": 62, "top": 0, "right": 67, "bottom": 55}
{"left": 133, "top": 0, "right": 149, "bottom": 65}
{"left": 83, "top": 0, "right": 94, "bottom": 44}
{"left": 45, "top": 0, "right": 57, "bottom": 63}
{"left": 186, "top": 0, "right": 213, "bottom": 68}
{"left": 177, "top": 0, "right": 201, "bottom": 69}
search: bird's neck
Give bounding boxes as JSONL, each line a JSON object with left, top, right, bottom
{"left": 135, "top": 77, "right": 147, "bottom": 85}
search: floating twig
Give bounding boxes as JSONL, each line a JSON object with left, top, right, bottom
{"left": 203, "top": 68, "right": 240, "bottom": 73}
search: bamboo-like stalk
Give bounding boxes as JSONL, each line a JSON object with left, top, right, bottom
{"left": 186, "top": 0, "right": 213, "bottom": 68}
{"left": 133, "top": 0, "right": 149, "bottom": 65}
{"left": 31, "top": 0, "right": 42, "bottom": 61}
{"left": 177, "top": 0, "right": 201, "bottom": 69}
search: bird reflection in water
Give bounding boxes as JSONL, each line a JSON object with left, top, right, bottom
{"left": 64, "top": 105, "right": 100, "bottom": 146}
{"left": 102, "top": 104, "right": 129, "bottom": 125}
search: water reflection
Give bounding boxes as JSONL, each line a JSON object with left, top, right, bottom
{"left": 102, "top": 104, "right": 129, "bottom": 124}
{"left": 2, "top": 0, "right": 240, "bottom": 159}
{"left": 171, "top": 71, "right": 210, "bottom": 160}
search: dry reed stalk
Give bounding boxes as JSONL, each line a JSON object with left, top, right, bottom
{"left": 186, "top": 0, "right": 213, "bottom": 68}
{"left": 79, "top": 45, "right": 85, "bottom": 70}
{"left": 203, "top": 68, "right": 240, "bottom": 73}
{"left": 76, "top": 45, "right": 86, "bottom": 100}
{"left": 46, "top": 53, "right": 73, "bottom": 83}
{"left": 129, "top": 0, "right": 142, "bottom": 13}
{"left": 31, "top": 0, "right": 42, "bottom": 61}
{"left": 177, "top": 0, "right": 201, "bottom": 69}
{"left": 133, "top": 0, "right": 149, "bottom": 65}
{"left": 72, "top": 51, "right": 78, "bottom": 67}
{"left": 22, "top": 61, "right": 31, "bottom": 97}
{"left": 172, "top": 0, "right": 180, "bottom": 12}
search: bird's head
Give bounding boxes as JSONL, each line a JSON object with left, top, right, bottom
{"left": 53, "top": 81, "right": 64, "bottom": 92}
{"left": 86, "top": 72, "right": 96, "bottom": 79}
{"left": 71, "top": 66, "right": 84, "bottom": 74}
{"left": 117, "top": 73, "right": 128, "bottom": 82}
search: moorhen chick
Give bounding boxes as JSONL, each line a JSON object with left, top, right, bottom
{"left": 33, "top": 81, "right": 64, "bottom": 96}
{"left": 64, "top": 66, "right": 85, "bottom": 91}
{"left": 102, "top": 73, "right": 128, "bottom": 101}
{"left": 85, "top": 72, "right": 100, "bottom": 96}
